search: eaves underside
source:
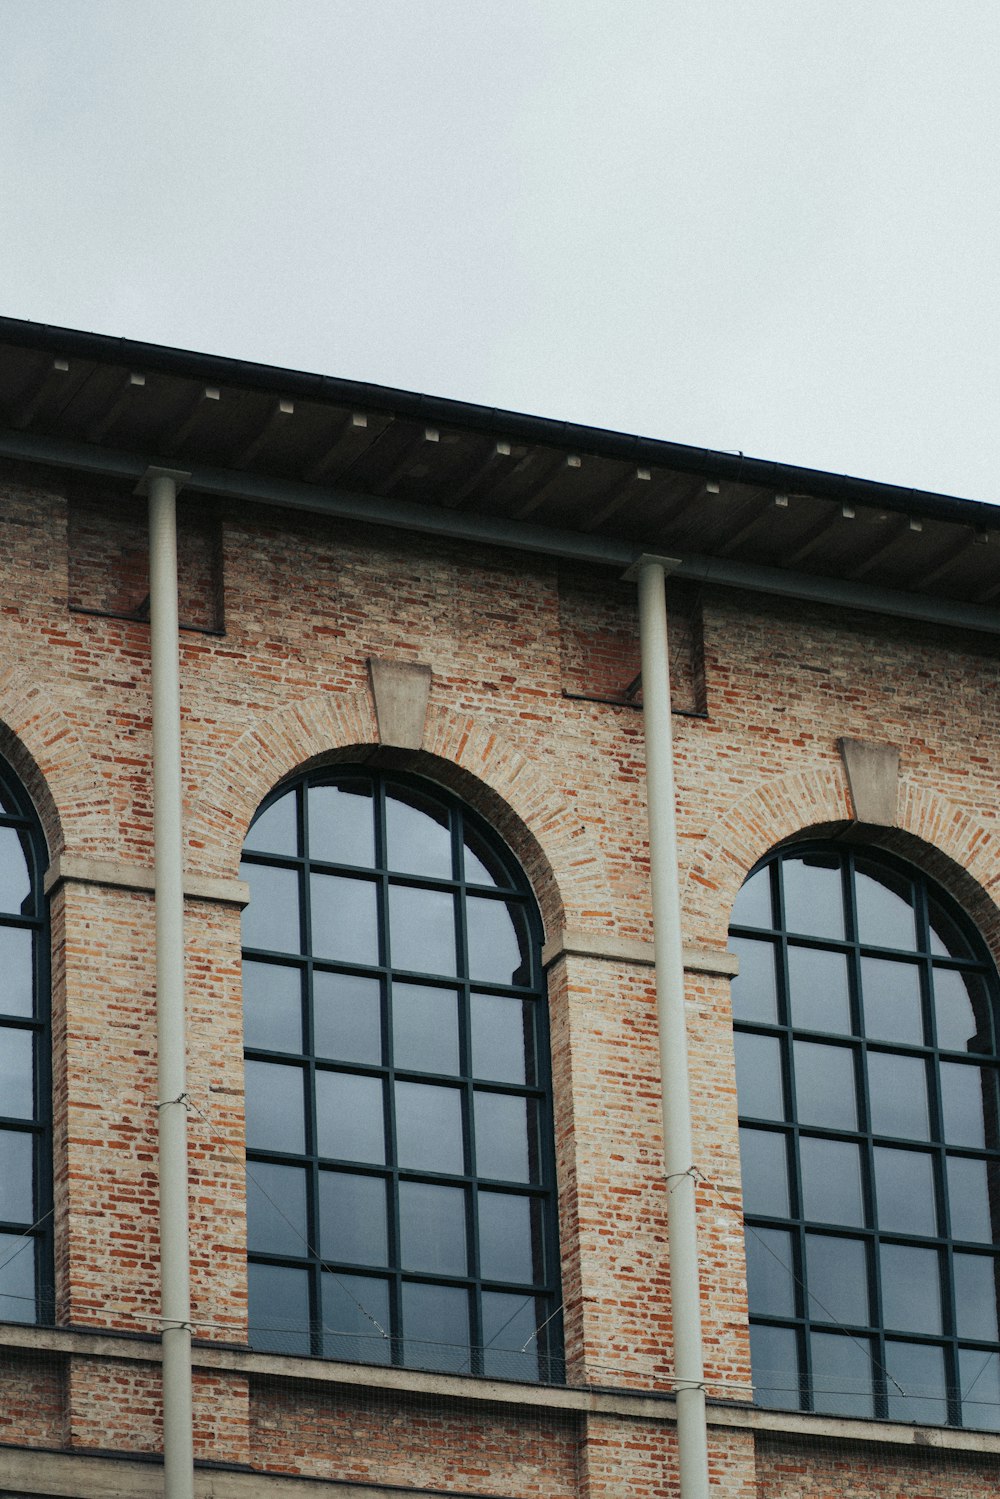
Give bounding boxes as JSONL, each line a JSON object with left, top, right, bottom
{"left": 0, "top": 315, "right": 997, "bottom": 624}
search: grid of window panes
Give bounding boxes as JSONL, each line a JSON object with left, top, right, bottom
{"left": 0, "top": 758, "right": 51, "bottom": 1326}
{"left": 732, "top": 845, "right": 1000, "bottom": 1429}
{"left": 241, "top": 769, "right": 562, "bottom": 1381}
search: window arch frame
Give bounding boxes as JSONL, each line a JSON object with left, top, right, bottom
{"left": 0, "top": 753, "right": 53, "bottom": 1328}
{"left": 240, "top": 764, "right": 564, "bottom": 1383}
{"left": 731, "top": 839, "right": 1000, "bottom": 1428}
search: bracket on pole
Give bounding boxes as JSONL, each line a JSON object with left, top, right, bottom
{"left": 622, "top": 553, "right": 682, "bottom": 582}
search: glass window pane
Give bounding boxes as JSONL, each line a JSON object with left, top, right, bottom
{"left": 319, "top": 1171, "right": 388, "bottom": 1266}
{"left": 811, "top": 1331, "right": 874, "bottom": 1418}
{"left": 885, "top": 1340, "right": 948, "bottom": 1425}
{"left": 954, "top": 1253, "right": 1000, "bottom": 1340}
{"left": 244, "top": 1060, "right": 305, "bottom": 1154}
{"left": 242, "top": 961, "right": 302, "bottom": 1054}
{"left": 928, "top": 899, "right": 974, "bottom": 960}
{"left": 482, "top": 1292, "right": 542, "bottom": 1381}
{"left": 244, "top": 791, "right": 297, "bottom": 857}
{"left": 0, "top": 828, "right": 31, "bottom": 916}
{"left": 855, "top": 862, "right": 916, "bottom": 951}
{"left": 248, "top": 1263, "right": 311, "bottom": 1355}
{"left": 467, "top": 898, "right": 531, "bottom": 986}
{"left": 471, "top": 993, "right": 534, "bottom": 1085}
{"left": 867, "top": 1051, "right": 930, "bottom": 1140}
{"left": 782, "top": 854, "right": 844, "bottom": 940}
{"left": 395, "top": 1082, "right": 463, "bottom": 1173}
{"left": 805, "top": 1234, "right": 869, "bottom": 1326}
{"left": 735, "top": 1033, "right": 785, "bottom": 1121}
{"left": 873, "top": 1147, "right": 937, "bottom": 1235}
{"left": 246, "top": 1162, "right": 307, "bottom": 1257}
{"left": 0, "top": 1028, "right": 33, "bottom": 1120}
{"left": 316, "top": 1072, "right": 385, "bottom": 1164}
{"left": 960, "top": 1349, "right": 1000, "bottom": 1432}
{"left": 0, "top": 1232, "right": 35, "bottom": 1323}
{"left": 388, "top": 885, "right": 456, "bottom": 976}
{"left": 948, "top": 1156, "right": 996, "bottom": 1243}
{"left": 934, "top": 969, "right": 990, "bottom": 1053}
{"left": 940, "top": 1061, "right": 992, "bottom": 1148}
{"left": 861, "top": 957, "right": 923, "bottom": 1046}
{"left": 750, "top": 1323, "right": 800, "bottom": 1410}
{"left": 731, "top": 867, "right": 773, "bottom": 929}
{"left": 479, "top": 1192, "right": 544, "bottom": 1284}
{"left": 241, "top": 863, "right": 301, "bottom": 954}
{"left": 308, "top": 780, "right": 374, "bottom": 867}
{"left": 399, "top": 1181, "right": 467, "bottom": 1275}
{"left": 474, "top": 1092, "right": 538, "bottom": 1183}
{"left": 392, "top": 984, "right": 459, "bottom": 1075}
{"left": 0, "top": 927, "right": 33, "bottom": 1017}
{"left": 322, "top": 1271, "right": 391, "bottom": 1364}
{"left": 880, "top": 1244, "right": 942, "bottom": 1335}
{"left": 730, "top": 938, "right": 778, "bottom": 1024}
{"left": 740, "top": 1128, "right": 790, "bottom": 1218}
{"left": 463, "top": 827, "right": 509, "bottom": 888}
{"left": 402, "top": 1282, "right": 470, "bottom": 1373}
{"left": 313, "top": 972, "right": 382, "bottom": 1065}
{"left": 386, "top": 788, "right": 452, "bottom": 879}
{"left": 745, "top": 1227, "right": 796, "bottom": 1317}
{"left": 794, "top": 1041, "right": 856, "bottom": 1130}
{"left": 311, "top": 874, "right": 379, "bottom": 967}
{"left": 800, "top": 1138, "right": 865, "bottom": 1227}
{"left": 787, "top": 947, "right": 852, "bottom": 1034}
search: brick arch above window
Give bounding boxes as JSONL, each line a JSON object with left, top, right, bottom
{"left": 0, "top": 666, "right": 105, "bottom": 863}
{"left": 685, "top": 764, "right": 1000, "bottom": 964}
{"left": 193, "top": 688, "right": 611, "bottom": 944}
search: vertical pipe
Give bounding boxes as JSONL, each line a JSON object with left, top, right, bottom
{"left": 632, "top": 555, "right": 710, "bottom": 1498}
{"left": 144, "top": 467, "right": 195, "bottom": 1499}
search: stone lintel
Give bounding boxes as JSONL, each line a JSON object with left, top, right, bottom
{"left": 44, "top": 854, "right": 249, "bottom": 907}
{"left": 368, "top": 657, "right": 432, "bottom": 749}
{"left": 542, "top": 927, "right": 739, "bottom": 977}
{"left": 838, "top": 736, "right": 901, "bottom": 825}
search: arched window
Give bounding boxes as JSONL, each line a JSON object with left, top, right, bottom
{"left": 732, "top": 844, "right": 1000, "bottom": 1429}
{"left": 240, "top": 767, "right": 562, "bottom": 1381}
{"left": 0, "top": 756, "right": 51, "bottom": 1325}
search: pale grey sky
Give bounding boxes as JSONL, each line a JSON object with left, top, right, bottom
{"left": 2, "top": 1, "right": 999, "bottom": 502}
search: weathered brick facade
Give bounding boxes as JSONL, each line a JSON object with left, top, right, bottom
{"left": 0, "top": 322, "right": 999, "bottom": 1496}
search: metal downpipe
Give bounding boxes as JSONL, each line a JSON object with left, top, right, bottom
{"left": 143, "top": 467, "right": 195, "bottom": 1499}
{"left": 632, "top": 555, "right": 710, "bottom": 1498}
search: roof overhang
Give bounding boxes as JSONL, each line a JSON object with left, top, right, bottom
{"left": 0, "top": 315, "right": 997, "bottom": 635}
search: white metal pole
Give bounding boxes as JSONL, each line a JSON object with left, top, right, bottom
{"left": 631, "top": 554, "right": 710, "bottom": 1498}
{"left": 143, "top": 467, "right": 195, "bottom": 1499}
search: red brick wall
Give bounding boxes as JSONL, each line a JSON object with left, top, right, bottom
{"left": 1, "top": 463, "right": 1000, "bottom": 1492}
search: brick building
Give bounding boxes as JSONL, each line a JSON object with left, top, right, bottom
{"left": 0, "top": 314, "right": 998, "bottom": 1496}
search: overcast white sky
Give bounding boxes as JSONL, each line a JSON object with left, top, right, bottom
{"left": 2, "top": 2, "right": 999, "bottom": 503}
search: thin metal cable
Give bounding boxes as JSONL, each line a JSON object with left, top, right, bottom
{"left": 183, "top": 1092, "right": 389, "bottom": 1341}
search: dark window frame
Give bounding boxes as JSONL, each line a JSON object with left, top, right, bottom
{"left": 241, "top": 766, "right": 563, "bottom": 1383}
{"left": 0, "top": 755, "right": 53, "bottom": 1327}
{"left": 733, "top": 841, "right": 1000, "bottom": 1429}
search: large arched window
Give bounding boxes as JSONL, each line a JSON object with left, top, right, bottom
{"left": 732, "top": 843, "right": 1000, "bottom": 1429}
{"left": 0, "top": 756, "right": 51, "bottom": 1326}
{"left": 240, "top": 767, "right": 562, "bottom": 1381}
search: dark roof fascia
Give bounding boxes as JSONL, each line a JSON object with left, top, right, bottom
{"left": 0, "top": 315, "right": 996, "bottom": 532}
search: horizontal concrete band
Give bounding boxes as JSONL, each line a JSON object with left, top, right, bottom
{"left": 44, "top": 853, "right": 250, "bottom": 907}
{"left": 1, "top": 1326, "right": 996, "bottom": 1489}
{"left": 0, "top": 1326, "right": 996, "bottom": 1497}
{"left": 542, "top": 927, "right": 739, "bottom": 977}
